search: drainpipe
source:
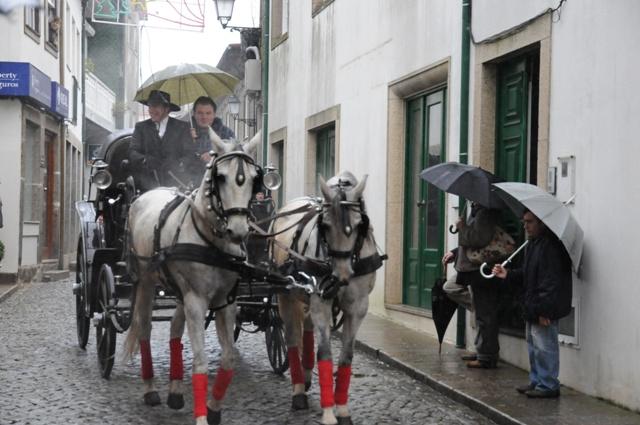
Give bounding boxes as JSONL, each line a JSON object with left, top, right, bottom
{"left": 261, "top": 0, "right": 270, "bottom": 165}
{"left": 58, "top": 4, "right": 66, "bottom": 270}
{"left": 456, "top": 0, "right": 471, "bottom": 348}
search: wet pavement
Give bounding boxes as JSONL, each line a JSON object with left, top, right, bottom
{"left": 0, "top": 279, "right": 496, "bottom": 425}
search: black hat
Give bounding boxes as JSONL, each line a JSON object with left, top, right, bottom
{"left": 143, "top": 90, "right": 180, "bottom": 112}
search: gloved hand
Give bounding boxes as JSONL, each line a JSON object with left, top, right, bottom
{"left": 144, "top": 155, "right": 163, "bottom": 170}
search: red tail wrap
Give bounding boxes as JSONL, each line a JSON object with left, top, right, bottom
{"left": 212, "top": 368, "right": 234, "bottom": 401}
{"left": 192, "top": 373, "right": 208, "bottom": 418}
{"left": 318, "top": 360, "right": 335, "bottom": 408}
{"left": 334, "top": 365, "right": 352, "bottom": 405}
{"left": 287, "top": 347, "right": 304, "bottom": 385}
{"left": 302, "top": 331, "right": 315, "bottom": 370}
{"left": 169, "top": 338, "right": 184, "bottom": 380}
{"left": 140, "top": 340, "right": 154, "bottom": 380}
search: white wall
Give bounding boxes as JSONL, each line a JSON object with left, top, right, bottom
{"left": 270, "top": 0, "right": 461, "bottom": 313}
{"left": 0, "top": 101, "right": 24, "bottom": 273}
{"left": 472, "top": 0, "right": 640, "bottom": 411}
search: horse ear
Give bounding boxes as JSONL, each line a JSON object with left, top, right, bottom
{"left": 208, "top": 128, "right": 226, "bottom": 153}
{"left": 319, "top": 175, "right": 333, "bottom": 201}
{"left": 243, "top": 130, "right": 262, "bottom": 158}
{"left": 352, "top": 174, "right": 368, "bottom": 199}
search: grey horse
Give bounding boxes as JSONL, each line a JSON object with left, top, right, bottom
{"left": 271, "top": 172, "right": 382, "bottom": 425}
{"left": 124, "top": 129, "right": 261, "bottom": 425}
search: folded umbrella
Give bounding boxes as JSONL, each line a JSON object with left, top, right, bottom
{"left": 419, "top": 162, "right": 506, "bottom": 209}
{"left": 431, "top": 277, "right": 459, "bottom": 354}
{"left": 491, "top": 182, "right": 584, "bottom": 272}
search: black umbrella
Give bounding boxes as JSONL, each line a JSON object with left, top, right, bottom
{"left": 431, "top": 277, "right": 459, "bottom": 354}
{"left": 419, "top": 162, "right": 506, "bottom": 209}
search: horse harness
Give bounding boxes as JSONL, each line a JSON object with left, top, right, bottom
{"left": 131, "top": 150, "right": 262, "bottom": 306}
{"left": 274, "top": 193, "right": 387, "bottom": 300}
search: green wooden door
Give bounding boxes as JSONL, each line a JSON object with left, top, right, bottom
{"left": 495, "top": 56, "right": 530, "bottom": 331}
{"left": 316, "top": 126, "right": 335, "bottom": 193}
{"left": 496, "top": 57, "right": 529, "bottom": 235}
{"left": 403, "top": 90, "right": 446, "bottom": 309}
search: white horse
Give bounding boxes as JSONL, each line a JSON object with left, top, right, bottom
{"left": 271, "top": 172, "right": 384, "bottom": 425}
{"left": 123, "top": 130, "right": 261, "bottom": 425}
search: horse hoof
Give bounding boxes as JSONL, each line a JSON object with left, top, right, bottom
{"left": 207, "top": 407, "right": 221, "bottom": 425}
{"left": 305, "top": 380, "right": 312, "bottom": 392}
{"left": 292, "top": 393, "right": 309, "bottom": 410}
{"left": 167, "top": 392, "right": 184, "bottom": 410}
{"left": 337, "top": 417, "right": 353, "bottom": 425}
{"left": 143, "top": 391, "right": 161, "bottom": 406}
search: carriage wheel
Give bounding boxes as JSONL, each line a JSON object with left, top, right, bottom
{"left": 75, "top": 237, "right": 90, "bottom": 349}
{"left": 264, "top": 300, "right": 289, "bottom": 375}
{"left": 331, "top": 298, "right": 345, "bottom": 332}
{"left": 96, "top": 264, "right": 117, "bottom": 379}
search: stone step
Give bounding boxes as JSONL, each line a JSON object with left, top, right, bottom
{"left": 43, "top": 269, "right": 70, "bottom": 282}
{"left": 41, "top": 259, "right": 58, "bottom": 272}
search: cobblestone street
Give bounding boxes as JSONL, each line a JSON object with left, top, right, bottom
{"left": 0, "top": 280, "right": 496, "bottom": 425}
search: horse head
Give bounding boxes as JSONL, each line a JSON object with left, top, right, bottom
{"left": 319, "top": 171, "right": 369, "bottom": 285}
{"left": 195, "top": 129, "right": 261, "bottom": 243}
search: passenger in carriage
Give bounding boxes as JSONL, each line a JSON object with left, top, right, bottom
{"left": 128, "top": 90, "right": 194, "bottom": 191}
{"left": 190, "top": 96, "right": 235, "bottom": 164}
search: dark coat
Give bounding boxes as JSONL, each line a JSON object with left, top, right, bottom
{"left": 506, "top": 233, "right": 572, "bottom": 322}
{"left": 193, "top": 117, "right": 235, "bottom": 155}
{"left": 128, "top": 117, "right": 198, "bottom": 190}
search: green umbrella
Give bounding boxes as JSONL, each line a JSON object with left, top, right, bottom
{"left": 134, "top": 63, "right": 239, "bottom": 107}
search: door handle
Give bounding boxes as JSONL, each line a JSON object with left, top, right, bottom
{"left": 416, "top": 200, "right": 426, "bottom": 207}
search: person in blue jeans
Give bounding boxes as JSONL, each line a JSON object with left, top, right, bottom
{"left": 492, "top": 210, "right": 572, "bottom": 398}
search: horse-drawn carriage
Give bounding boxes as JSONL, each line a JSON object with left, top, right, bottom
{"left": 73, "top": 129, "right": 292, "bottom": 378}
{"left": 73, "top": 127, "right": 386, "bottom": 425}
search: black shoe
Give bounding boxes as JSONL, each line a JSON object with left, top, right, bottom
{"left": 461, "top": 354, "right": 477, "bottom": 361}
{"left": 525, "top": 388, "right": 560, "bottom": 399}
{"left": 516, "top": 383, "right": 536, "bottom": 394}
{"left": 466, "top": 359, "right": 497, "bottom": 369}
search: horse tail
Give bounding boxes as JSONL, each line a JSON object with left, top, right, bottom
{"left": 121, "top": 277, "right": 153, "bottom": 363}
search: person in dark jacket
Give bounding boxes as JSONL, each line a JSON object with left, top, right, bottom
{"left": 128, "top": 90, "right": 195, "bottom": 191}
{"left": 442, "top": 203, "right": 502, "bottom": 369}
{"left": 190, "top": 96, "right": 235, "bottom": 164}
{"left": 492, "top": 210, "right": 572, "bottom": 398}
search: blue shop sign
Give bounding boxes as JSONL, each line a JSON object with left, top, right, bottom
{"left": 0, "top": 62, "right": 52, "bottom": 108}
{"left": 51, "top": 82, "right": 69, "bottom": 118}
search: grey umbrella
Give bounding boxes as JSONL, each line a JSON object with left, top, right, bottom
{"left": 491, "top": 182, "right": 584, "bottom": 272}
{"left": 419, "top": 162, "right": 506, "bottom": 209}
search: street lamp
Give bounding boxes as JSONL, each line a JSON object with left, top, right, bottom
{"left": 213, "top": 0, "right": 235, "bottom": 29}
{"left": 227, "top": 96, "right": 256, "bottom": 127}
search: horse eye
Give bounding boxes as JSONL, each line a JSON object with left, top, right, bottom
{"left": 215, "top": 174, "right": 226, "bottom": 183}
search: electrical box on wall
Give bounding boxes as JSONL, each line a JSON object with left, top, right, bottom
{"left": 556, "top": 155, "right": 576, "bottom": 203}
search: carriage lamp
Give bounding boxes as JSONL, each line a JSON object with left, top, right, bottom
{"left": 92, "top": 169, "right": 113, "bottom": 190}
{"left": 263, "top": 163, "right": 282, "bottom": 191}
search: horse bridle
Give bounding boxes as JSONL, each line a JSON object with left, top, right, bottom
{"left": 202, "top": 150, "right": 262, "bottom": 230}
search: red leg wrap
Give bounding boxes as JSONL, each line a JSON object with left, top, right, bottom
{"left": 192, "top": 373, "right": 208, "bottom": 418}
{"left": 287, "top": 347, "right": 304, "bottom": 385}
{"left": 318, "top": 360, "right": 335, "bottom": 408}
{"left": 169, "top": 338, "right": 184, "bottom": 381}
{"left": 334, "top": 365, "right": 352, "bottom": 405}
{"left": 302, "top": 331, "right": 315, "bottom": 370}
{"left": 140, "top": 340, "right": 154, "bottom": 380}
{"left": 212, "top": 368, "right": 234, "bottom": 401}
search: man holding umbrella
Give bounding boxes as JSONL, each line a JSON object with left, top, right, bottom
{"left": 492, "top": 210, "right": 572, "bottom": 398}
{"left": 128, "top": 90, "right": 194, "bottom": 190}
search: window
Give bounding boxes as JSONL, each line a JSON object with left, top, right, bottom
{"left": 271, "top": 0, "right": 289, "bottom": 48}
{"left": 72, "top": 76, "right": 78, "bottom": 124}
{"left": 315, "top": 125, "right": 335, "bottom": 194}
{"left": 46, "top": 0, "right": 60, "bottom": 49}
{"left": 25, "top": 1, "right": 41, "bottom": 36}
